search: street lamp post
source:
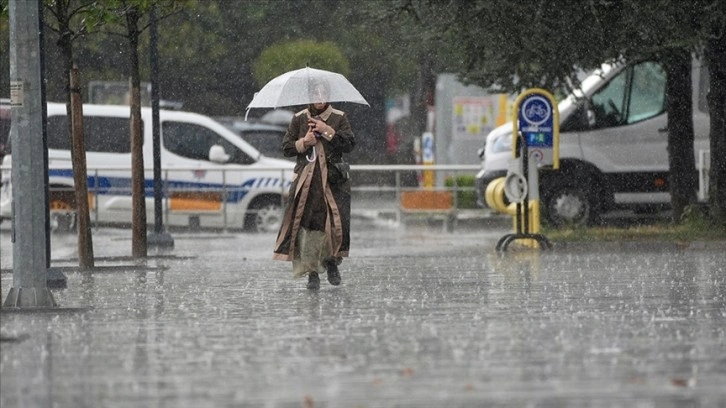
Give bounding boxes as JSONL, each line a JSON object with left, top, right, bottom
{"left": 3, "top": 0, "right": 57, "bottom": 308}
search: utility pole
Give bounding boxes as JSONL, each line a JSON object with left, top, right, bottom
{"left": 147, "top": 4, "right": 174, "bottom": 250}
{"left": 3, "top": 0, "right": 56, "bottom": 308}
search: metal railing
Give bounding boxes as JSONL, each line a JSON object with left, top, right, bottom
{"left": 2, "top": 164, "right": 486, "bottom": 231}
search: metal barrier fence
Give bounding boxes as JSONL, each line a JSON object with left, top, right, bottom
{"left": 1, "top": 164, "right": 486, "bottom": 231}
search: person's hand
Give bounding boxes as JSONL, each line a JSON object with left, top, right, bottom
{"left": 302, "top": 127, "right": 317, "bottom": 148}
{"left": 308, "top": 117, "right": 334, "bottom": 137}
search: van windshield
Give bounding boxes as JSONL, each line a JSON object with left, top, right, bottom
{"left": 558, "top": 63, "right": 618, "bottom": 116}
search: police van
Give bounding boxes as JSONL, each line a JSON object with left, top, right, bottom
{"left": 476, "top": 58, "right": 710, "bottom": 226}
{"left": 0, "top": 103, "right": 294, "bottom": 232}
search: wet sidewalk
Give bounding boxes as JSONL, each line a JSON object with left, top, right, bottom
{"left": 1, "top": 220, "right": 725, "bottom": 407}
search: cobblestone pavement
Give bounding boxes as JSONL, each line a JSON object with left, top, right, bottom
{"left": 1, "top": 219, "right": 725, "bottom": 407}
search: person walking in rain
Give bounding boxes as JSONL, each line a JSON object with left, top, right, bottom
{"left": 273, "top": 79, "right": 356, "bottom": 290}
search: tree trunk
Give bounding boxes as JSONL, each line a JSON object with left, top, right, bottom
{"left": 410, "top": 53, "right": 435, "bottom": 137}
{"left": 53, "top": 0, "right": 94, "bottom": 268}
{"left": 404, "top": 53, "right": 435, "bottom": 186}
{"left": 70, "top": 66, "right": 94, "bottom": 269}
{"left": 665, "top": 50, "right": 697, "bottom": 223}
{"left": 126, "top": 6, "right": 147, "bottom": 258}
{"left": 705, "top": 33, "right": 726, "bottom": 227}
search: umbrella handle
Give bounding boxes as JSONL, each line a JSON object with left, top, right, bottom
{"left": 306, "top": 146, "right": 316, "bottom": 162}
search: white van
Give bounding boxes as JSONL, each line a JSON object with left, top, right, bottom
{"left": 0, "top": 103, "right": 294, "bottom": 232}
{"left": 475, "top": 59, "right": 710, "bottom": 226}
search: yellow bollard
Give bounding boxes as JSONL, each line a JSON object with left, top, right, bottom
{"left": 516, "top": 200, "right": 541, "bottom": 249}
{"left": 485, "top": 178, "right": 514, "bottom": 214}
{"left": 486, "top": 177, "right": 543, "bottom": 249}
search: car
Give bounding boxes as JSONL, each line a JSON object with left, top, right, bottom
{"left": 476, "top": 58, "right": 710, "bottom": 226}
{"left": 1, "top": 103, "right": 294, "bottom": 232}
{"left": 217, "top": 117, "right": 291, "bottom": 161}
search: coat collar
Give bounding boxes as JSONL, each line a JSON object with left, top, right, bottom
{"left": 308, "top": 104, "right": 334, "bottom": 121}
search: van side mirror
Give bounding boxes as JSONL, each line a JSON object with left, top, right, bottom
{"left": 477, "top": 146, "right": 485, "bottom": 160}
{"left": 209, "top": 144, "right": 230, "bottom": 163}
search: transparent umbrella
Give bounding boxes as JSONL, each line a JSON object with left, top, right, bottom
{"left": 245, "top": 67, "right": 369, "bottom": 119}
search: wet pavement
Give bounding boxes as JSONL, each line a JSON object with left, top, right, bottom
{"left": 1, "top": 218, "right": 725, "bottom": 407}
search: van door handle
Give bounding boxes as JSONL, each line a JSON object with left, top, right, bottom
{"left": 658, "top": 127, "right": 669, "bottom": 133}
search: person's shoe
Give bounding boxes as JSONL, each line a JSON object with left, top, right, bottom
{"left": 307, "top": 272, "right": 320, "bottom": 290}
{"left": 326, "top": 261, "right": 341, "bottom": 286}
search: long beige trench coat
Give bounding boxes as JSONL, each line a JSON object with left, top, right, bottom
{"left": 273, "top": 105, "right": 356, "bottom": 268}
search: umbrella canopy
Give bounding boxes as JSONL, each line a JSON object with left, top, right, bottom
{"left": 247, "top": 67, "right": 369, "bottom": 111}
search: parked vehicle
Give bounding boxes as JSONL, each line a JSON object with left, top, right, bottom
{"left": 476, "top": 58, "right": 710, "bottom": 226}
{"left": 0, "top": 103, "right": 294, "bottom": 232}
{"left": 216, "top": 118, "right": 290, "bottom": 161}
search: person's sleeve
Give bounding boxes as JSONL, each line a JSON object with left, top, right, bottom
{"left": 327, "top": 114, "right": 356, "bottom": 154}
{"left": 282, "top": 117, "right": 302, "bottom": 157}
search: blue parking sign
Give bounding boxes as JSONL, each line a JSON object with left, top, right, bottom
{"left": 513, "top": 89, "right": 559, "bottom": 169}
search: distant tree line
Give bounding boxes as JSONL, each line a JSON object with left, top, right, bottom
{"left": 378, "top": 0, "right": 726, "bottom": 226}
{"left": 2, "top": 0, "right": 416, "bottom": 164}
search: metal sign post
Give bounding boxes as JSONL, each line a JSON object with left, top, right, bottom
{"left": 147, "top": 4, "right": 174, "bottom": 250}
{"left": 496, "top": 89, "right": 559, "bottom": 252}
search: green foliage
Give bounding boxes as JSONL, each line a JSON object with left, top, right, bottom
{"left": 390, "top": 0, "right": 724, "bottom": 95}
{"left": 358, "top": 0, "right": 467, "bottom": 94}
{"left": 545, "top": 221, "right": 726, "bottom": 242}
{"left": 545, "top": 205, "right": 726, "bottom": 242}
{"left": 252, "top": 40, "right": 351, "bottom": 88}
{"left": 445, "top": 175, "right": 477, "bottom": 209}
{"left": 680, "top": 204, "right": 712, "bottom": 229}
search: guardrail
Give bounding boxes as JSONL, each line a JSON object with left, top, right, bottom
{"left": 1, "top": 164, "right": 488, "bottom": 231}
{"left": 349, "top": 164, "right": 483, "bottom": 230}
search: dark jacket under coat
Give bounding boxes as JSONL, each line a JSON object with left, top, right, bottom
{"left": 273, "top": 105, "right": 355, "bottom": 261}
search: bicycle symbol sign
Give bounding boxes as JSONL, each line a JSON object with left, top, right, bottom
{"left": 522, "top": 96, "right": 551, "bottom": 125}
{"left": 514, "top": 89, "right": 559, "bottom": 169}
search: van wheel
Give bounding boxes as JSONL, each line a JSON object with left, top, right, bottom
{"left": 543, "top": 184, "right": 596, "bottom": 227}
{"left": 245, "top": 197, "right": 283, "bottom": 233}
{"left": 49, "top": 199, "right": 77, "bottom": 233}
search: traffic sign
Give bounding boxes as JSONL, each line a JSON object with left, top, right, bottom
{"left": 513, "top": 89, "right": 559, "bottom": 169}
{"left": 422, "top": 132, "right": 434, "bottom": 163}
{"left": 421, "top": 131, "right": 434, "bottom": 187}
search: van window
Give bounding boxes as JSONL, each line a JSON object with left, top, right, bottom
{"left": 590, "top": 61, "right": 665, "bottom": 129}
{"left": 628, "top": 63, "right": 666, "bottom": 123}
{"left": 163, "top": 121, "right": 255, "bottom": 165}
{"left": 47, "top": 115, "right": 132, "bottom": 153}
{"left": 240, "top": 129, "right": 285, "bottom": 158}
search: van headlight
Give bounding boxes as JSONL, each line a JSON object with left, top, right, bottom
{"left": 488, "top": 132, "right": 513, "bottom": 154}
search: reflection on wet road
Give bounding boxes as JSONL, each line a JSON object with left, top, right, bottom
{"left": 1, "top": 223, "right": 725, "bottom": 407}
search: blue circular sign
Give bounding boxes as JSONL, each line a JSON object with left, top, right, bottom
{"left": 515, "top": 89, "right": 559, "bottom": 168}
{"left": 522, "top": 96, "right": 551, "bottom": 126}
